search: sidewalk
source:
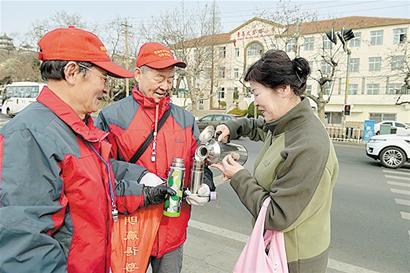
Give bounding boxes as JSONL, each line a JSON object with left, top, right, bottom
{"left": 182, "top": 225, "right": 244, "bottom": 273}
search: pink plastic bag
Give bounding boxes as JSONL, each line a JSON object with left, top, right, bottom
{"left": 233, "top": 198, "right": 289, "bottom": 273}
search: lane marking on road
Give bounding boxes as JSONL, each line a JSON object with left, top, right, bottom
{"left": 327, "top": 259, "right": 382, "bottom": 273}
{"left": 189, "top": 219, "right": 248, "bottom": 243}
{"left": 382, "top": 169, "right": 410, "bottom": 176}
{"left": 390, "top": 188, "right": 410, "bottom": 196}
{"left": 188, "top": 220, "right": 381, "bottom": 273}
{"left": 400, "top": 211, "right": 410, "bottom": 220}
{"left": 395, "top": 198, "right": 410, "bottom": 206}
{"left": 387, "top": 181, "right": 410, "bottom": 188}
{"left": 382, "top": 167, "right": 410, "bottom": 173}
{"left": 385, "top": 175, "right": 410, "bottom": 181}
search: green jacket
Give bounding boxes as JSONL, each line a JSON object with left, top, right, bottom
{"left": 225, "top": 98, "right": 339, "bottom": 273}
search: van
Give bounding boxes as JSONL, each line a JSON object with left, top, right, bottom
{"left": 1, "top": 82, "right": 46, "bottom": 117}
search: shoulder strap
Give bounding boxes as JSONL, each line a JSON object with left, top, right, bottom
{"left": 128, "top": 108, "right": 171, "bottom": 164}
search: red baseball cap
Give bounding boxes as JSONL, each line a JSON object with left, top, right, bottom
{"left": 136, "top": 42, "right": 186, "bottom": 69}
{"left": 38, "top": 26, "right": 133, "bottom": 78}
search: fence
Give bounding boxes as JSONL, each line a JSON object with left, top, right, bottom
{"left": 326, "top": 126, "right": 364, "bottom": 144}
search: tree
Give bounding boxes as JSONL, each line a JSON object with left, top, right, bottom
{"left": 258, "top": 1, "right": 346, "bottom": 123}
{"left": 259, "top": 0, "right": 317, "bottom": 56}
{"left": 390, "top": 40, "right": 410, "bottom": 105}
{"left": 24, "top": 11, "right": 137, "bottom": 103}
{"left": 98, "top": 17, "right": 141, "bottom": 102}
{"left": 0, "top": 50, "right": 41, "bottom": 82}
{"left": 139, "top": 1, "right": 223, "bottom": 114}
{"left": 307, "top": 41, "right": 343, "bottom": 122}
{"left": 27, "top": 11, "right": 90, "bottom": 47}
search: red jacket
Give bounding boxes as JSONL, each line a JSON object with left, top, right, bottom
{"left": 96, "top": 88, "right": 200, "bottom": 257}
{"left": 0, "top": 87, "right": 145, "bottom": 273}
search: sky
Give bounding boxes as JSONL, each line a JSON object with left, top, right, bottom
{"left": 1, "top": 0, "right": 410, "bottom": 45}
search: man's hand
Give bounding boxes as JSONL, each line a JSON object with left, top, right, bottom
{"left": 143, "top": 185, "right": 176, "bottom": 206}
{"left": 215, "top": 124, "right": 230, "bottom": 143}
{"left": 185, "top": 184, "right": 210, "bottom": 206}
{"left": 140, "top": 172, "right": 164, "bottom": 187}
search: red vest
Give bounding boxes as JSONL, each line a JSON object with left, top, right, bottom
{"left": 102, "top": 89, "right": 198, "bottom": 257}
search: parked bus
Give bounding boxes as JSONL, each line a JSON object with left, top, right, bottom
{"left": 1, "top": 82, "right": 46, "bottom": 117}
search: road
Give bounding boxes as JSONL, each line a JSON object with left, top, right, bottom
{"left": 1, "top": 115, "right": 408, "bottom": 273}
{"left": 184, "top": 139, "right": 410, "bottom": 273}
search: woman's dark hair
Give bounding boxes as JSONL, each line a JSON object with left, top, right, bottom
{"left": 40, "top": 61, "right": 93, "bottom": 81}
{"left": 244, "top": 50, "right": 311, "bottom": 96}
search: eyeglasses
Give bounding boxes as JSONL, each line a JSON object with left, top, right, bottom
{"left": 78, "top": 63, "right": 109, "bottom": 83}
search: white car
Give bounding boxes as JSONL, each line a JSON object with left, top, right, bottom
{"left": 366, "top": 133, "right": 410, "bottom": 168}
{"left": 374, "top": 120, "right": 409, "bottom": 135}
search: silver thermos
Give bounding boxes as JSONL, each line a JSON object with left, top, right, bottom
{"left": 189, "top": 126, "right": 248, "bottom": 195}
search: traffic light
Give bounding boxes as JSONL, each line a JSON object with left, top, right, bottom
{"left": 344, "top": 104, "right": 351, "bottom": 116}
{"left": 337, "top": 28, "right": 355, "bottom": 52}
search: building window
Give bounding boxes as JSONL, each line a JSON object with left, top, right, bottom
{"left": 303, "top": 37, "right": 314, "bottom": 51}
{"left": 325, "top": 112, "right": 342, "bottom": 125}
{"left": 247, "top": 42, "right": 263, "bottom": 57}
{"left": 348, "top": 58, "right": 360, "bottom": 72}
{"left": 387, "top": 83, "right": 402, "bottom": 95}
{"left": 233, "top": 68, "right": 240, "bottom": 78}
{"left": 349, "top": 84, "right": 359, "bottom": 95}
{"left": 308, "top": 61, "right": 314, "bottom": 71}
{"left": 367, "top": 83, "right": 380, "bottom": 95}
{"left": 306, "top": 84, "right": 312, "bottom": 95}
{"left": 393, "top": 28, "right": 407, "bottom": 44}
{"left": 369, "top": 113, "right": 396, "bottom": 123}
{"left": 218, "top": 67, "right": 225, "bottom": 78}
{"left": 323, "top": 35, "right": 332, "bottom": 50}
{"left": 370, "top": 30, "right": 383, "bottom": 45}
{"left": 349, "top": 32, "right": 361, "bottom": 47}
{"left": 218, "top": 87, "right": 225, "bottom": 99}
{"left": 322, "top": 81, "right": 332, "bottom": 95}
{"left": 219, "top": 46, "right": 226, "bottom": 58}
{"left": 391, "top": 55, "right": 405, "bottom": 70}
{"left": 368, "top": 57, "right": 382, "bottom": 72}
{"left": 235, "top": 48, "right": 240, "bottom": 57}
{"left": 321, "top": 61, "right": 332, "bottom": 75}
{"left": 198, "top": 99, "right": 204, "bottom": 110}
{"left": 286, "top": 38, "right": 296, "bottom": 52}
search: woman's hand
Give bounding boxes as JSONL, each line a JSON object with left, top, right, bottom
{"left": 215, "top": 124, "right": 230, "bottom": 143}
{"left": 211, "top": 154, "right": 244, "bottom": 181}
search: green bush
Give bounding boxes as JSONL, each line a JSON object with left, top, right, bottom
{"left": 227, "top": 108, "right": 248, "bottom": 116}
{"left": 247, "top": 102, "right": 262, "bottom": 118}
{"left": 219, "top": 101, "right": 227, "bottom": 109}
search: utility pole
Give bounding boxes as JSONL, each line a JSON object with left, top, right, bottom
{"left": 294, "top": 19, "right": 300, "bottom": 57}
{"left": 121, "top": 19, "right": 131, "bottom": 97}
{"left": 341, "top": 48, "right": 351, "bottom": 135}
{"left": 209, "top": 0, "right": 216, "bottom": 110}
{"left": 326, "top": 27, "right": 354, "bottom": 136}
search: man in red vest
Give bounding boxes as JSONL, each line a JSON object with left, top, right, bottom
{"left": 0, "top": 27, "right": 174, "bottom": 273}
{"left": 96, "top": 42, "right": 216, "bottom": 273}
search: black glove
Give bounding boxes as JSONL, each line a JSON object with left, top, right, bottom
{"left": 143, "top": 185, "right": 176, "bottom": 206}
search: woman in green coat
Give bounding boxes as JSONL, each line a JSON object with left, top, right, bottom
{"left": 213, "top": 50, "right": 339, "bottom": 273}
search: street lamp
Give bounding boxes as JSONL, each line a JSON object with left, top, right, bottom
{"left": 326, "top": 27, "right": 355, "bottom": 136}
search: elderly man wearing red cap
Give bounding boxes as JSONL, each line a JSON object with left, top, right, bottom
{"left": 96, "top": 42, "right": 216, "bottom": 273}
{"left": 0, "top": 28, "right": 176, "bottom": 273}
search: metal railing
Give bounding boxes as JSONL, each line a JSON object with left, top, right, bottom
{"left": 326, "top": 126, "right": 363, "bottom": 144}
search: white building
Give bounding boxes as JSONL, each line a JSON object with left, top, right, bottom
{"left": 172, "top": 16, "right": 410, "bottom": 126}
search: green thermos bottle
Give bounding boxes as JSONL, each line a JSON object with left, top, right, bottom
{"left": 163, "top": 158, "right": 185, "bottom": 217}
